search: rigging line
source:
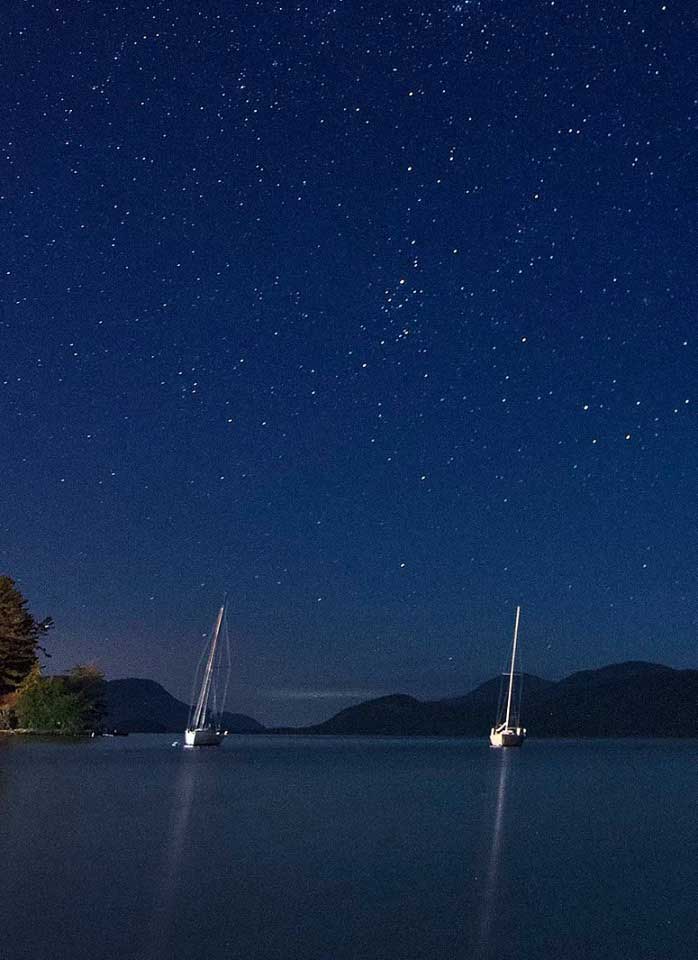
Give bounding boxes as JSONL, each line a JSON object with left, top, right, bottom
{"left": 219, "top": 613, "right": 233, "bottom": 728}
{"left": 517, "top": 668, "right": 524, "bottom": 726}
{"left": 187, "top": 628, "right": 210, "bottom": 728}
{"left": 495, "top": 676, "right": 506, "bottom": 727}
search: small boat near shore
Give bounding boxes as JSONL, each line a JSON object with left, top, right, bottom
{"left": 185, "top": 600, "right": 231, "bottom": 748}
{"left": 489, "top": 605, "right": 526, "bottom": 748}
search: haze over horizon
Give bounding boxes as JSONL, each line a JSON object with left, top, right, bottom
{"left": 2, "top": 1, "right": 695, "bottom": 726}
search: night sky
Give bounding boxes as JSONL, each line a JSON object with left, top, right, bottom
{"left": 2, "top": 1, "right": 695, "bottom": 725}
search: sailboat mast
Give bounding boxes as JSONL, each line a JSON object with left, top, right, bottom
{"left": 192, "top": 603, "right": 225, "bottom": 729}
{"left": 503, "top": 605, "right": 521, "bottom": 729}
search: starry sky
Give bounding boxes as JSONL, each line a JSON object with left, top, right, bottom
{"left": 1, "top": 0, "right": 695, "bottom": 725}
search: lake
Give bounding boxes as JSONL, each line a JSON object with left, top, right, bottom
{"left": 0, "top": 735, "right": 695, "bottom": 959}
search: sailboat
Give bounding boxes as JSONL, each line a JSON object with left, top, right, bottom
{"left": 489, "top": 605, "right": 526, "bottom": 748}
{"left": 184, "top": 601, "right": 231, "bottom": 747}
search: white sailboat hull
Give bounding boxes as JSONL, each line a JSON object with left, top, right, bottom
{"left": 489, "top": 727, "right": 526, "bottom": 748}
{"left": 184, "top": 727, "right": 223, "bottom": 747}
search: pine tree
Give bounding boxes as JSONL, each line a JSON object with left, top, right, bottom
{"left": 0, "top": 576, "right": 53, "bottom": 696}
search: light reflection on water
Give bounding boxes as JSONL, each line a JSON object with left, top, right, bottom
{"left": 146, "top": 750, "right": 198, "bottom": 959}
{"left": 0, "top": 735, "right": 695, "bottom": 960}
{"left": 475, "top": 750, "right": 512, "bottom": 958}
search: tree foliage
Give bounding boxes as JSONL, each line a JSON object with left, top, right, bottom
{"left": 67, "top": 664, "right": 106, "bottom": 730}
{"left": 13, "top": 665, "right": 85, "bottom": 733}
{"left": 13, "top": 663, "right": 106, "bottom": 734}
{"left": 0, "top": 576, "right": 53, "bottom": 696}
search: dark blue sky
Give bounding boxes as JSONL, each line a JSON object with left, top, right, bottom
{"left": 1, "top": 1, "right": 695, "bottom": 724}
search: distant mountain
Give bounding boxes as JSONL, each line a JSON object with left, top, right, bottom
{"left": 104, "top": 678, "right": 264, "bottom": 734}
{"left": 290, "top": 662, "right": 697, "bottom": 738}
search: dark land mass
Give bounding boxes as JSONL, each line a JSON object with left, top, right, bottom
{"left": 273, "top": 662, "right": 698, "bottom": 738}
{"left": 104, "top": 678, "right": 264, "bottom": 734}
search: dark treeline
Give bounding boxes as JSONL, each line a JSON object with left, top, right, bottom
{"left": 0, "top": 576, "right": 105, "bottom": 734}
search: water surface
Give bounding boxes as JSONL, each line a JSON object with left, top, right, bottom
{"left": 1, "top": 735, "right": 694, "bottom": 959}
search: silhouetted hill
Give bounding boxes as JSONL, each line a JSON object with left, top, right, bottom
{"left": 529, "top": 662, "right": 697, "bottom": 737}
{"left": 440, "top": 673, "right": 554, "bottom": 710}
{"left": 557, "top": 660, "right": 674, "bottom": 688}
{"left": 104, "top": 678, "right": 264, "bottom": 734}
{"left": 292, "top": 662, "right": 697, "bottom": 738}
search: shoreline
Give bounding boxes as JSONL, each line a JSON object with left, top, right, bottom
{"left": 0, "top": 728, "right": 94, "bottom": 737}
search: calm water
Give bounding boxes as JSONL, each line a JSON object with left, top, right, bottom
{"left": 0, "top": 735, "right": 695, "bottom": 960}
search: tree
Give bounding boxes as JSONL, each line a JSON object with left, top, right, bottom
{"left": 13, "top": 663, "right": 106, "bottom": 734}
{"left": 13, "top": 665, "right": 85, "bottom": 733}
{"left": 66, "top": 664, "right": 107, "bottom": 729}
{"left": 0, "top": 576, "right": 53, "bottom": 696}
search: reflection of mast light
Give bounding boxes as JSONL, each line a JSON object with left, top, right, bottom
{"left": 475, "top": 751, "right": 512, "bottom": 955}
{"left": 145, "top": 757, "right": 198, "bottom": 958}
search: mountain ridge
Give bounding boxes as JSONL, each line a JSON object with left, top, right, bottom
{"left": 276, "top": 661, "right": 697, "bottom": 738}
{"left": 106, "top": 662, "right": 697, "bottom": 737}
{"left": 104, "top": 678, "right": 264, "bottom": 733}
